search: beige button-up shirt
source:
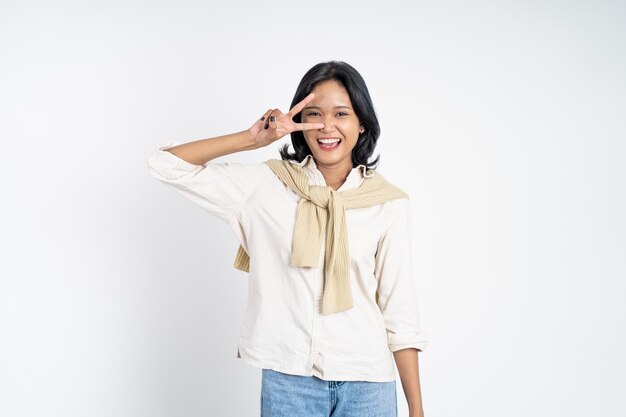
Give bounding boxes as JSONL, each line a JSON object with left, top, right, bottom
{"left": 147, "top": 140, "right": 428, "bottom": 382}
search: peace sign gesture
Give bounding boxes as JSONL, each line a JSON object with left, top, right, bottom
{"left": 248, "top": 93, "right": 325, "bottom": 149}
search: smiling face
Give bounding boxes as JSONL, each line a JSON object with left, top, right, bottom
{"left": 300, "top": 79, "right": 364, "bottom": 171}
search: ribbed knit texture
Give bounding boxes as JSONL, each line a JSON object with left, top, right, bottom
{"left": 234, "top": 158, "right": 409, "bottom": 315}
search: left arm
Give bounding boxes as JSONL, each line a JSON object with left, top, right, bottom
{"left": 374, "top": 198, "right": 428, "bottom": 416}
{"left": 394, "top": 348, "right": 424, "bottom": 417}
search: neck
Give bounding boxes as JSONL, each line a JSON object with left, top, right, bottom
{"left": 315, "top": 159, "right": 353, "bottom": 191}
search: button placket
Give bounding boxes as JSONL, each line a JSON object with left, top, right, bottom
{"left": 306, "top": 239, "right": 326, "bottom": 372}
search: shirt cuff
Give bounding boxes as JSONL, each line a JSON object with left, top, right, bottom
{"left": 149, "top": 140, "right": 204, "bottom": 180}
{"left": 388, "top": 331, "right": 429, "bottom": 352}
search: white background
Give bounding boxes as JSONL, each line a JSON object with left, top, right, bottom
{"left": 1, "top": 1, "right": 624, "bottom": 416}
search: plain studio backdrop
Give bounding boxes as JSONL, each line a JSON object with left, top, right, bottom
{"left": 0, "top": 1, "right": 624, "bottom": 416}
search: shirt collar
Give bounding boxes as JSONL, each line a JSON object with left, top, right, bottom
{"left": 288, "top": 154, "right": 374, "bottom": 179}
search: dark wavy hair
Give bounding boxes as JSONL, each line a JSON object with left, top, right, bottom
{"left": 279, "top": 61, "right": 381, "bottom": 170}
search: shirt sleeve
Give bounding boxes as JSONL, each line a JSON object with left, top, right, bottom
{"left": 374, "top": 197, "right": 429, "bottom": 353}
{"left": 146, "top": 140, "right": 270, "bottom": 243}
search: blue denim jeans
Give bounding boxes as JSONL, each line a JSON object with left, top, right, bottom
{"left": 260, "top": 368, "right": 398, "bottom": 417}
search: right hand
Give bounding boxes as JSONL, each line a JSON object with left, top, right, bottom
{"left": 248, "top": 93, "right": 325, "bottom": 149}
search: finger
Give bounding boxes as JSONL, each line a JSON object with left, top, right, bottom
{"left": 259, "top": 109, "right": 272, "bottom": 122}
{"left": 258, "top": 109, "right": 273, "bottom": 129}
{"left": 268, "top": 109, "right": 282, "bottom": 130}
{"left": 265, "top": 109, "right": 277, "bottom": 129}
{"left": 293, "top": 122, "right": 325, "bottom": 132}
{"left": 287, "top": 93, "right": 315, "bottom": 118}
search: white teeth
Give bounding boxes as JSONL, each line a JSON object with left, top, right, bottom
{"left": 318, "top": 138, "right": 340, "bottom": 143}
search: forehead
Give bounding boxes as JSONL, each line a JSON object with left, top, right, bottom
{"left": 309, "top": 80, "right": 351, "bottom": 104}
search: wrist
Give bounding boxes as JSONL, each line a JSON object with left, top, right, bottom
{"left": 408, "top": 400, "right": 424, "bottom": 414}
{"left": 240, "top": 129, "right": 258, "bottom": 150}
{"left": 408, "top": 403, "right": 424, "bottom": 417}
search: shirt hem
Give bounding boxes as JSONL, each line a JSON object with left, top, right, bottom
{"left": 236, "top": 346, "right": 397, "bottom": 383}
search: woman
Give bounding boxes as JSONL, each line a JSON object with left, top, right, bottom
{"left": 148, "top": 61, "right": 428, "bottom": 417}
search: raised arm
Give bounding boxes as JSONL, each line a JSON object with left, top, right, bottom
{"left": 164, "top": 93, "right": 325, "bottom": 165}
{"left": 165, "top": 129, "right": 257, "bottom": 166}
{"left": 147, "top": 93, "right": 326, "bottom": 229}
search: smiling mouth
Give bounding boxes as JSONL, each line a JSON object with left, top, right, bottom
{"left": 317, "top": 138, "right": 341, "bottom": 150}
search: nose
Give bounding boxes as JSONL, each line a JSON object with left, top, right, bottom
{"left": 319, "top": 114, "right": 336, "bottom": 132}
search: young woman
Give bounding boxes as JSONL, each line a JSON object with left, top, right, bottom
{"left": 148, "top": 61, "right": 428, "bottom": 417}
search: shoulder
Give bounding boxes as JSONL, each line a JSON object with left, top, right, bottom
{"left": 370, "top": 170, "right": 412, "bottom": 224}
{"left": 379, "top": 195, "right": 411, "bottom": 218}
{"left": 369, "top": 169, "right": 411, "bottom": 200}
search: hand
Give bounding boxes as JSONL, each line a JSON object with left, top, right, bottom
{"left": 248, "top": 93, "right": 325, "bottom": 149}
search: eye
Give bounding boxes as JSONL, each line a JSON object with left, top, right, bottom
{"left": 337, "top": 112, "right": 348, "bottom": 117}
{"left": 305, "top": 111, "right": 320, "bottom": 116}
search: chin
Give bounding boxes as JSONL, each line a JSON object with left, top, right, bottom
{"left": 315, "top": 153, "right": 347, "bottom": 165}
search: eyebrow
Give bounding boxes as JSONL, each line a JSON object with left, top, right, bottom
{"left": 303, "top": 105, "right": 353, "bottom": 110}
